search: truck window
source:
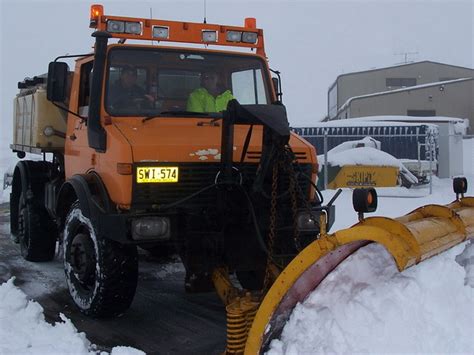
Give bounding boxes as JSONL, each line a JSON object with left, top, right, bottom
{"left": 105, "top": 48, "right": 271, "bottom": 116}
{"left": 78, "top": 61, "right": 93, "bottom": 116}
{"left": 231, "top": 68, "right": 268, "bottom": 105}
{"left": 157, "top": 70, "right": 200, "bottom": 100}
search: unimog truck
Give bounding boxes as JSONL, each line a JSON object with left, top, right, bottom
{"left": 9, "top": 4, "right": 327, "bottom": 317}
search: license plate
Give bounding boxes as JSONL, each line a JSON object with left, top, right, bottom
{"left": 136, "top": 167, "right": 179, "bottom": 183}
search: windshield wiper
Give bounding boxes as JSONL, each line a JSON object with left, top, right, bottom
{"left": 142, "top": 111, "right": 222, "bottom": 123}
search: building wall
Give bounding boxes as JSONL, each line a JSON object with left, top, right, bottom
{"left": 329, "top": 62, "right": 474, "bottom": 119}
{"left": 343, "top": 79, "right": 474, "bottom": 131}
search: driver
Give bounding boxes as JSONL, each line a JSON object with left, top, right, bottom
{"left": 186, "top": 70, "right": 234, "bottom": 113}
{"left": 109, "top": 65, "right": 154, "bottom": 110}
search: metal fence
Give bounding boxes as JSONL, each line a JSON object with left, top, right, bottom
{"left": 292, "top": 125, "right": 438, "bottom": 160}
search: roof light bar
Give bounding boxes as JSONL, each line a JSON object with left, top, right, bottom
{"left": 90, "top": 4, "right": 265, "bottom": 55}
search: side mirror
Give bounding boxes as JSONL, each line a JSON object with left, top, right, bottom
{"left": 272, "top": 77, "right": 280, "bottom": 96}
{"left": 47, "top": 62, "right": 69, "bottom": 102}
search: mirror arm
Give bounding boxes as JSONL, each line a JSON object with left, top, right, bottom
{"left": 51, "top": 101, "right": 87, "bottom": 122}
{"left": 53, "top": 53, "right": 93, "bottom": 63}
{"left": 269, "top": 68, "right": 283, "bottom": 102}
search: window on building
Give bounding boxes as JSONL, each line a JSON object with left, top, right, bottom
{"left": 407, "top": 109, "right": 436, "bottom": 117}
{"left": 386, "top": 78, "right": 417, "bottom": 88}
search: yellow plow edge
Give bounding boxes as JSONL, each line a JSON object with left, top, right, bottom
{"left": 244, "top": 197, "right": 474, "bottom": 354}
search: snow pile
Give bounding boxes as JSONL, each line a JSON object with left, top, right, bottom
{"left": 318, "top": 137, "right": 418, "bottom": 185}
{"left": 323, "top": 146, "right": 401, "bottom": 167}
{"left": 268, "top": 242, "right": 474, "bottom": 354}
{"left": 456, "top": 240, "right": 474, "bottom": 287}
{"left": 327, "top": 136, "right": 381, "bottom": 153}
{"left": 0, "top": 278, "right": 145, "bottom": 355}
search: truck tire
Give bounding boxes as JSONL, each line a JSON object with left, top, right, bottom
{"left": 63, "top": 202, "right": 138, "bottom": 317}
{"left": 18, "top": 192, "right": 57, "bottom": 262}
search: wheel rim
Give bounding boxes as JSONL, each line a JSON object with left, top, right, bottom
{"left": 69, "top": 231, "right": 97, "bottom": 291}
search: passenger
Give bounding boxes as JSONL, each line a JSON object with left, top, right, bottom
{"left": 186, "top": 71, "right": 234, "bottom": 113}
{"left": 109, "top": 65, "right": 154, "bottom": 110}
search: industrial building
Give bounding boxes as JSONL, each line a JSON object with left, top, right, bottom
{"left": 327, "top": 61, "right": 474, "bottom": 130}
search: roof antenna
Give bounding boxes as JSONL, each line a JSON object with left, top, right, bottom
{"left": 150, "top": 7, "right": 155, "bottom": 45}
{"left": 203, "top": 0, "right": 207, "bottom": 24}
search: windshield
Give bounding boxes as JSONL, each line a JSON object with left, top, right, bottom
{"left": 105, "top": 47, "right": 271, "bottom": 117}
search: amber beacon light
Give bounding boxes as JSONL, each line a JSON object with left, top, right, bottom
{"left": 90, "top": 4, "right": 104, "bottom": 28}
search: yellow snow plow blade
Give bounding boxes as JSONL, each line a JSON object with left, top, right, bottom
{"left": 244, "top": 196, "right": 474, "bottom": 354}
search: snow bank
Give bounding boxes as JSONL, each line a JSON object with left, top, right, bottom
{"left": 267, "top": 242, "right": 474, "bottom": 354}
{"left": 319, "top": 144, "right": 418, "bottom": 185}
{"left": 323, "top": 146, "right": 400, "bottom": 167}
{"left": 0, "top": 278, "right": 145, "bottom": 355}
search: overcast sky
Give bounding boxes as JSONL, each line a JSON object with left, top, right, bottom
{"left": 1, "top": 0, "right": 472, "bottom": 148}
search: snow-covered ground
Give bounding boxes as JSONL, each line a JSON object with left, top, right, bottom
{"left": 0, "top": 139, "right": 472, "bottom": 354}
{"left": 0, "top": 279, "right": 145, "bottom": 355}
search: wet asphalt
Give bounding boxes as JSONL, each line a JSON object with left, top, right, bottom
{"left": 0, "top": 203, "right": 226, "bottom": 355}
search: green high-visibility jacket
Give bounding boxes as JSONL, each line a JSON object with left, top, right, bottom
{"left": 186, "top": 88, "right": 234, "bottom": 113}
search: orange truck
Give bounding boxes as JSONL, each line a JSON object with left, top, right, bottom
{"left": 9, "top": 4, "right": 331, "bottom": 318}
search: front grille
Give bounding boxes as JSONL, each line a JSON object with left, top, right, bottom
{"left": 132, "top": 162, "right": 312, "bottom": 209}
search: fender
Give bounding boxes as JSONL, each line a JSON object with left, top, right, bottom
{"left": 56, "top": 173, "right": 134, "bottom": 243}
{"left": 12, "top": 161, "right": 52, "bottom": 201}
{"left": 56, "top": 172, "right": 112, "bottom": 226}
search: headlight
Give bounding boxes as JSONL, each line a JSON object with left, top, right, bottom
{"left": 125, "top": 21, "right": 142, "bottom": 35}
{"left": 242, "top": 31, "right": 258, "bottom": 44}
{"left": 153, "top": 26, "right": 169, "bottom": 39}
{"left": 296, "top": 211, "right": 320, "bottom": 232}
{"left": 132, "top": 217, "right": 170, "bottom": 240}
{"left": 106, "top": 20, "right": 125, "bottom": 33}
{"left": 202, "top": 30, "right": 217, "bottom": 42}
{"left": 226, "top": 31, "right": 242, "bottom": 42}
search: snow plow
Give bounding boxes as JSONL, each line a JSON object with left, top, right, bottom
{"left": 216, "top": 177, "right": 473, "bottom": 354}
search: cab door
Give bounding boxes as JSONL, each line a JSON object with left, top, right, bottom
{"left": 65, "top": 59, "right": 97, "bottom": 178}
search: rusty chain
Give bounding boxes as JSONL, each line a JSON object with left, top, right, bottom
{"left": 263, "top": 147, "right": 320, "bottom": 292}
{"left": 287, "top": 154, "right": 302, "bottom": 252}
{"left": 263, "top": 159, "right": 280, "bottom": 292}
